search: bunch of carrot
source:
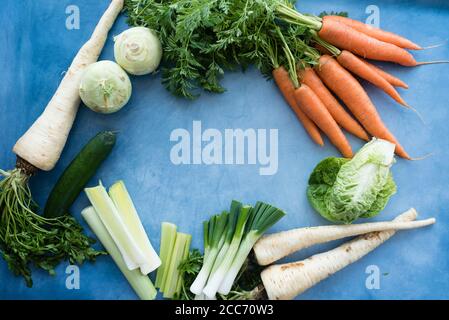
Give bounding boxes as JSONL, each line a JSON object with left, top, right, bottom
{"left": 273, "top": 14, "right": 433, "bottom": 159}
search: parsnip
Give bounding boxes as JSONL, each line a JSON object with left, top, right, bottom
{"left": 254, "top": 211, "right": 435, "bottom": 265}
{"left": 13, "top": 0, "right": 124, "bottom": 171}
{"left": 261, "top": 208, "right": 433, "bottom": 300}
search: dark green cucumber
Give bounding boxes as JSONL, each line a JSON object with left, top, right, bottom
{"left": 44, "top": 131, "right": 116, "bottom": 218}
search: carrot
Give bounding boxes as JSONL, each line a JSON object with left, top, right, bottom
{"left": 254, "top": 210, "right": 435, "bottom": 266}
{"left": 13, "top": 0, "right": 124, "bottom": 171}
{"left": 325, "top": 15, "right": 422, "bottom": 50}
{"left": 294, "top": 84, "right": 353, "bottom": 158}
{"left": 318, "top": 17, "right": 417, "bottom": 66}
{"left": 272, "top": 67, "right": 324, "bottom": 146}
{"left": 261, "top": 208, "right": 429, "bottom": 300}
{"left": 336, "top": 50, "right": 409, "bottom": 106}
{"left": 316, "top": 55, "right": 410, "bottom": 159}
{"left": 361, "top": 58, "right": 409, "bottom": 89}
{"left": 298, "top": 67, "right": 369, "bottom": 141}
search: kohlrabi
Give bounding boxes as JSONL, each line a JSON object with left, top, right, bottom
{"left": 114, "top": 27, "right": 162, "bottom": 76}
{"left": 307, "top": 138, "right": 397, "bottom": 224}
{"left": 79, "top": 60, "right": 132, "bottom": 114}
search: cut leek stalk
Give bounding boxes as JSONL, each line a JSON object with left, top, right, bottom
{"left": 109, "top": 180, "right": 161, "bottom": 275}
{"left": 155, "top": 222, "right": 177, "bottom": 289}
{"left": 163, "top": 232, "right": 192, "bottom": 298}
{"left": 81, "top": 207, "right": 157, "bottom": 300}
{"left": 175, "top": 233, "right": 192, "bottom": 294}
{"left": 85, "top": 183, "right": 146, "bottom": 270}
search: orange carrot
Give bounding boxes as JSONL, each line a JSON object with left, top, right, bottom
{"left": 360, "top": 58, "right": 409, "bottom": 89}
{"left": 318, "top": 17, "right": 417, "bottom": 66}
{"left": 272, "top": 67, "right": 324, "bottom": 146}
{"left": 298, "top": 67, "right": 369, "bottom": 141}
{"left": 294, "top": 84, "right": 353, "bottom": 158}
{"left": 316, "top": 55, "right": 410, "bottom": 159}
{"left": 336, "top": 50, "right": 409, "bottom": 106}
{"left": 325, "top": 15, "right": 422, "bottom": 50}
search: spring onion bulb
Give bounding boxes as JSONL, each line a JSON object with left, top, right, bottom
{"left": 114, "top": 27, "right": 162, "bottom": 75}
{"left": 81, "top": 206, "right": 157, "bottom": 300}
{"left": 79, "top": 60, "right": 132, "bottom": 114}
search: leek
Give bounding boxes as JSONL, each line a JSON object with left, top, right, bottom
{"left": 109, "top": 180, "right": 161, "bottom": 275}
{"left": 218, "top": 202, "right": 285, "bottom": 295}
{"left": 163, "top": 232, "right": 192, "bottom": 298}
{"left": 81, "top": 207, "right": 157, "bottom": 300}
{"left": 85, "top": 183, "right": 146, "bottom": 270}
{"left": 189, "top": 211, "right": 228, "bottom": 295}
{"left": 155, "top": 222, "right": 177, "bottom": 289}
{"left": 203, "top": 204, "right": 250, "bottom": 297}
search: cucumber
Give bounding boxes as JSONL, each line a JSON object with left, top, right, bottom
{"left": 44, "top": 131, "right": 116, "bottom": 218}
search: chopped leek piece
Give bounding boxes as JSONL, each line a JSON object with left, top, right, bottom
{"left": 155, "top": 222, "right": 177, "bottom": 289}
{"left": 163, "top": 232, "right": 192, "bottom": 298}
{"left": 85, "top": 183, "right": 146, "bottom": 270}
{"left": 109, "top": 180, "right": 161, "bottom": 275}
{"left": 81, "top": 207, "right": 157, "bottom": 300}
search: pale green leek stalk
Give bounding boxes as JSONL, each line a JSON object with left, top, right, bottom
{"left": 163, "top": 232, "right": 192, "bottom": 298}
{"left": 155, "top": 222, "right": 177, "bottom": 289}
{"left": 189, "top": 212, "right": 228, "bottom": 295}
{"left": 85, "top": 183, "right": 146, "bottom": 270}
{"left": 109, "top": 180, "right": 161, "bottom": 275}
{"left": 203, "top": 205, "right": 251, "bottom": 297}
{"left": 209, "top": 201, "right": 241, "bottom": 276}
{"left": 218, "top": 202, "right": 286, "bottom": 295}
{"left": 81, "top": 206, "right": 156, "bottom": 300}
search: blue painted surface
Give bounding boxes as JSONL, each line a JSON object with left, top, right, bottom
{"left": 0, "top": 0, "right": 448, "bottom": 300}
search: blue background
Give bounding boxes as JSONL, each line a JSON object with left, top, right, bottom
{"left": 1, "top": 0, "right": 448, "bottom": 300}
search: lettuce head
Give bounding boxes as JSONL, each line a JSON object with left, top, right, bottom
{"left": 307, "top": 138, "right": 397, "bottom": 224}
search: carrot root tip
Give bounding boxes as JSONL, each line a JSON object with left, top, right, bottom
{"left": 416, "top": 60, "right": 449, "bottom": 66}
{"left": 421, "top": 39, "right": 448, "bottom": 50}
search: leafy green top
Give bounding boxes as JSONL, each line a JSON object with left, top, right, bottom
{"left": 124, "top": 0, "right": 320, "bottom": 98}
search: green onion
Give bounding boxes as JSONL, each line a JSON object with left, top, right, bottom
{"left": 155, "top": 222, "right": 177, "bottom": 289}
{"left": 218, "top": 202, "right": 285, "bottom": 295}
{"left": 81, "top": 207, "right": 157, "bottom": 300}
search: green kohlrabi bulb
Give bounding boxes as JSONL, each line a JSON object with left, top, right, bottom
{"left": 79, "top": 60, "right": 132, "bottom": 114}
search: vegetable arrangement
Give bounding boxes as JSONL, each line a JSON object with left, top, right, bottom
{"left": 0, "top": 0, "right": 124, "bottom": 286}
{"left": 0, "top": 0, "right": 442, "bottom": 301}
{"left": 124, "top": 0, "right": 447, "bottom": 158}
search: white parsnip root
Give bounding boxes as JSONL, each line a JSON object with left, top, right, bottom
{"left": 254, "top": 211, "right": 435, "bottom": 265}
{"left": 261, "top": 208, "right": 434, "bottom": 300}
{"left": 13, "top": 0, "right": 124, "bottom": 171}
